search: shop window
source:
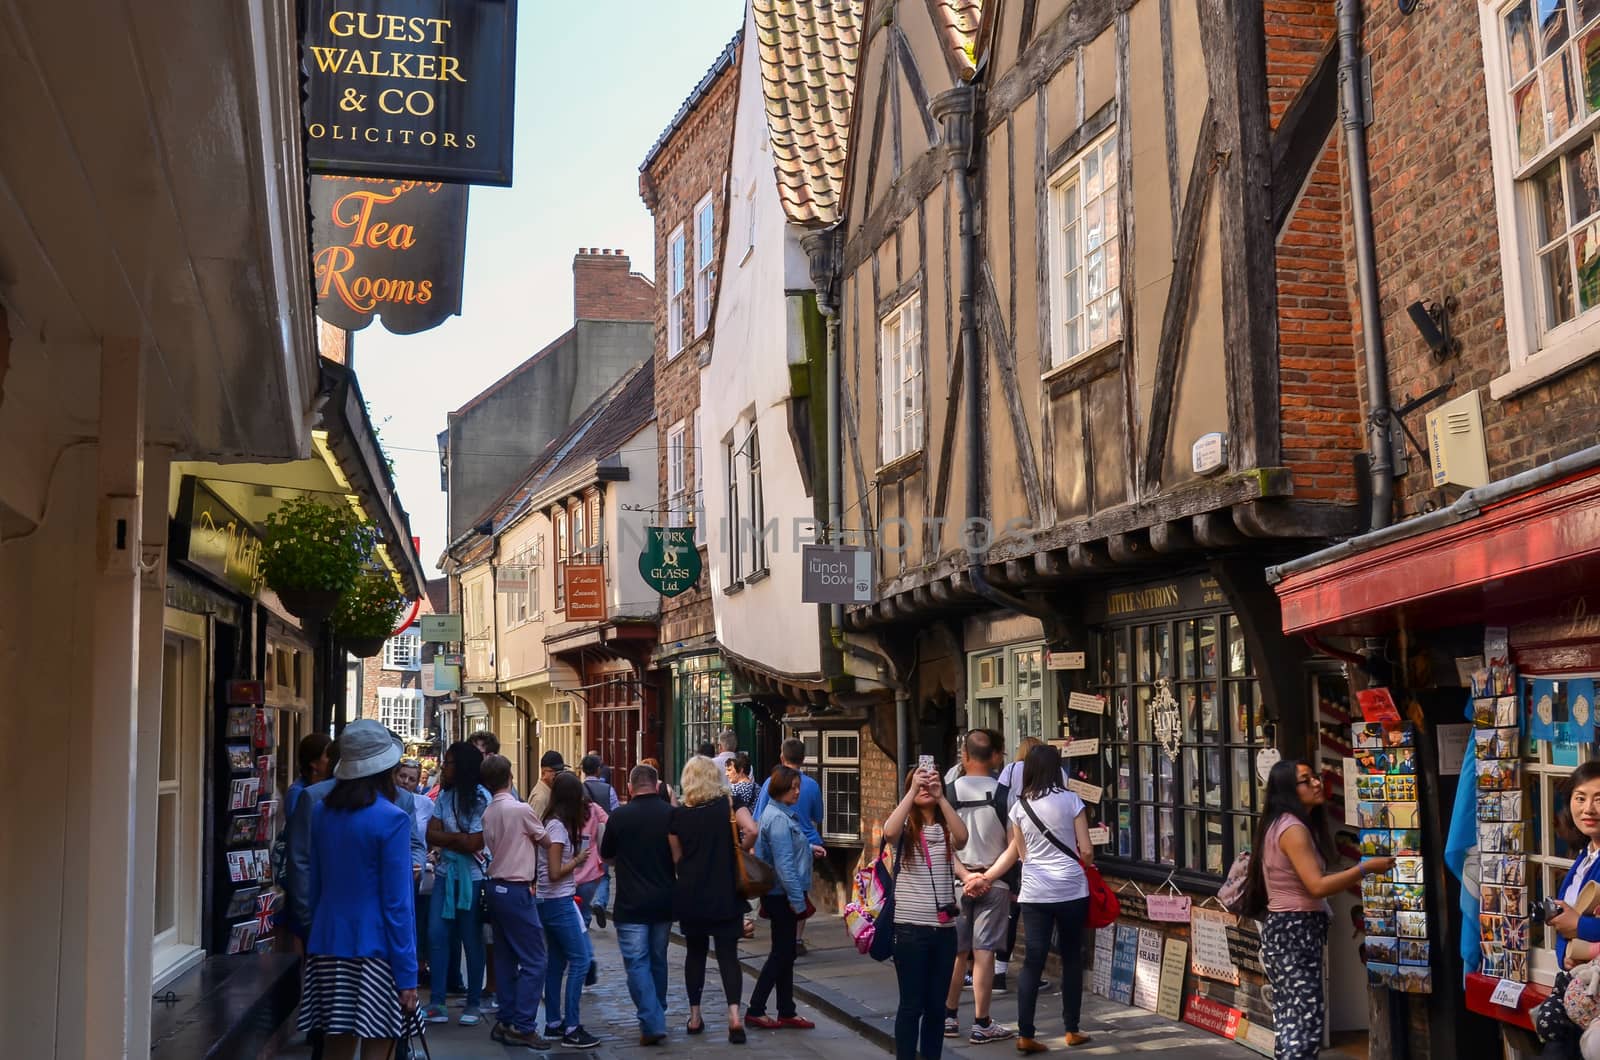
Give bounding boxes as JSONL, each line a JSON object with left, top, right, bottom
{"left": 967, "top": 643, "right": 1056, "bottom": 752}
{"left": 790, "top": 727, "right": 862, "bottom": 843}
{"left": 1094, "top": 611, "right": 1267, "bottom": 878}
{"left": 383, "top": 629, "right": 422, "bottom": 670}
{"left": 677, "top": 667, "right": 726, "bottom": 766}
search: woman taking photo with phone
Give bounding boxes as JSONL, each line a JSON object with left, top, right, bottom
{"left": 883, "top": 759, "right": 970, "bottom": 1060}
{"left": 1241, "top": 760, "right": 1393, "bottom": 1060}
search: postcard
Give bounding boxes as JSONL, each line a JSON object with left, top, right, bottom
{"left": 227, "top": 744, "right": 254, "bottom": 772}
{"left": 227, "top": 815, "right": 260, "bottom": 847}
{"left": 1396, "top": 965, "right": 1432, "bottom": 993}
{"left": 1357, "top": 775, "right": 1388, "bottom": 800}
{"left": 1478, "top": 760, "right": 1520, "bottom": 792}
{"left": 226, "top": 921, "right": 260, "bottom": 956}
{"left": 1354, "top": 748, "right": 1385, "bottom": 773}
{"left": 229, "top": 777, "right": 259, "bottom": 811}
{"left": 1502, "top": 857, "right": 1526, "bottom": 887}
{"left": 1477, "top": 792, "right": 1503, "bottom": 822}
{"left": 1394, "top": 856, "right": 1425, "bottom": 884}
{"left": 1394, "top": 883, "right": 1426, "bottom": 911}
{"left": 1360, "top": 829, "right": 1394, "bottom": 857}
{"left": 1386, "top": 748, "right": 1417, "bottom": 775}
{"left": 1501, "top": 823, "right": 1525, "bottom": 855}
{"left": 1480, "top": 823, "right": 1506, "bottom": 853}
{"left": 1353, "top": 723, "right": 1387, "bottom": 749}
{"left": 254, "top": 848, "right": 272, "bottom": 884}
{"left": 1385, "top": 725, "right": 1415, "bottom": 748}
{"left": 1391, "top": 829, "right": 1422, "bottom": 856}
{"left": 1357, "top": 801, "right": 1389, "bottom": 828}
{"left": 1474, "top": 727, "right": 1519, "bottom": 760}
{"left": 1482, "top": 885, "right": 1503, "bottom": 914}
{"left": 255, "top": 754, "right": 273, "bottom": 792}
{"left": 1364, "top": 911, "right": 1397, "bottom": 937}
{"left": 1389, "top": 802, "right": 1420, "bottom": 829}
{"left": 225, "top": 851, "right": 249, "bottom": 883}
{"left": 226, "top": 708, "right": 252, "bottom": 738}
{"left": 1500, "top": 886, "right": 1527, "bottom": 917}
{"left": 224, "top": 886, "right": 260, "bottom": 918}
{"left": 1367, "top": 962, "right": 1398, "bottom": 989}
{"left": 1386, "top": 775, "right": 1418, "bottom": 803}
{"left": 1363, "top": 876, "right": 1396, "bottom": 906}
{"left": 1480, "top": 914, "right": 1505, "bottom": 944}
{"left": 1495, "top": 694, "right": 1519, "bottom": 726}
{"left": 1500, "top": 792, "right": 1524, "bottom": 821}
{"left": 1400, "top": 939, "right": 1430, "bottom": 966}
{"left": 1398, "top": 911, "right": 1428, "bottom": 939}
{"left": 1504, "top": 916, "right": 1530, "bottom": 950}
{"left": 1481, "top": 856, "right": 1503, "bottom": 884}
{"left": 1507, "top": 950, "right": 1529, "bottom": 982}
{"left": 1365, "top": 937, "right": 1398, "bottom": 964}
{"left": 1481, "top": 950, "right": 1507, "bottom": 979}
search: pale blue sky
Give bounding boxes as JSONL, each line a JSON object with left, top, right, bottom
{"left": 355, "top": 1, "right": 744, "bottom": 575}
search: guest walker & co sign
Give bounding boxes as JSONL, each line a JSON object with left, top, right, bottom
{"left": 302, "top": 0, "right": 518, "bottom": 185}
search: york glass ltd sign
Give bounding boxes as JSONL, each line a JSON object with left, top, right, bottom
{"left": 302, "top": 0, "right": 518, "bottom": 185}
{"left": 638, "top": 527, "right": 701, "bottom": 598}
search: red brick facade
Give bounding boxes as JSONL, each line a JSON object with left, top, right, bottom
{"left": 639, "top": 42, "right": 739, "bottom": 649}
{"left": 1264, "top": 1, "right": 1335, "bottom": 131}
{"left": 573, "top": 248, "right": 655, "bottom": 322}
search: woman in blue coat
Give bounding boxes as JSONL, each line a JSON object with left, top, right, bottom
{"left": 299, "top": 720, "right": 421, "bottom": 1057}
{"left": 745, "top": 765, "right": 817, "bottom": 1030}
{"left": 1553, "top": 761, "right": 1600, "bottom": 969}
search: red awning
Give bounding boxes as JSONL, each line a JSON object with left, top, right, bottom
{"left": 1273, "top": 466, "right": 1600, "bottom": 636}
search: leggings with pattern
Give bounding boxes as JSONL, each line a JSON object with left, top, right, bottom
{"left": 1260, "top": 911, "right": 1329, "bottom": 1060}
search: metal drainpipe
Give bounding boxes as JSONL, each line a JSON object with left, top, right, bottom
{"left": 840, "top": 639, "right": 916, "bottom": 777}
{"left": 1338, "top": 0, "right": 1395, "bottom": 530}
{"left": 826, "top": 311, "right": 843, "bottom": 636}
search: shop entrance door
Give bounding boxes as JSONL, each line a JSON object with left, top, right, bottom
{"left": 1008, "top": 645, "right": 1047, "bottom": 751}
{"left": 586, "top": 672, "right": 641, "bottom": 782}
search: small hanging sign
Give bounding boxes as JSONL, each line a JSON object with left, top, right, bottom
{"left": 1052, "top": 738, "right": 1099, "bottom": 758}
{"left": 1152, "top": 678, "right": 1182, "bottom": 761}
{"left": 1068, "top": 778, "right": 1104, "bottom": 803}
{"left": 1067, "top": 691, "right": 1106, "bottom": 713}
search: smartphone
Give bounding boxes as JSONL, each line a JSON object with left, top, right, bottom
{"left": 918, "top": 754, "right": 935, "bottom": 772}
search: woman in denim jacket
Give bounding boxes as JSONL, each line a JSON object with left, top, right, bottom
{"left": 745, "top": 765, "right": 816, "bottom": 1029}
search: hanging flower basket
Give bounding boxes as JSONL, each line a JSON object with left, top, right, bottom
{"left": 343, "top": 634, "right": 388, "bottom": 659}
{"left": 261, "top": 496, "right": 378, "bottom": 624}
{"left": 331, "top": 568, "right": 409, "bottom": 646}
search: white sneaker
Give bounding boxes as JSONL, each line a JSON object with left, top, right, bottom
{"left": 971, "top": 1022, "right": 1016, "bottom": 1044}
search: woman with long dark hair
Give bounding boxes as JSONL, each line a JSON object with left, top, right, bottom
{"left": 1547, "top": 760, "right": 1600, "bottom": 968}
{"left": 979, "top": 744, "right": 1088, "bottom": 1053}
{"left": 538, "top": 771, "right": 599, "bottom": 1048}
{"left": 298, "top": 720, "right": 420, "bottom": 1058}
{"left": 882, "top": 761, "right": 970, "bottom": 1060}
{"left": 423, "top": 741, "right": 490, "bottom": 1025}
{"left": 1243, "top": 759, "right": 1392, "bottom": 1060}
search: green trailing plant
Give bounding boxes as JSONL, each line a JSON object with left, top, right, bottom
{"left": 260, "top": 496, "right": 378, "bottom": 594}
{"left": 331, "top": 567, "right": 409, "bottom": 639}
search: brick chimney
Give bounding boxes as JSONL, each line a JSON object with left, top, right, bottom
{"left": 573, "top": 248, "right": 655, "bottom": 323}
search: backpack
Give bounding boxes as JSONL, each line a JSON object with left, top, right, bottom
{"left": 1217, "top": 850, "right": 1253, "bottom": 914}
{"left": 844, "top": 840, "right": 899, "bottom": 960}
{"left": 584, "top": 777, "right": 615, "bottom": 808}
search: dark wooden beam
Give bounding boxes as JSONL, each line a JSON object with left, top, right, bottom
{"left": 862, "top": 39, "right": 893, "bottom": 233}
{"left": 1044, "top": 100, "right": 1117, "bottom": 176}
{"left": 1114, "top": 9, "right": 1139, "bottom": 503}
{"left": 895, "top": 27, "right": 940, "bottom": 146}
{"left": 1034, "top": 84, "right": 1056, "bottom": 528}
{"left": 843, "top": 150, "right": 945, "bottom": 274}
{"left": 1035, "top": 549, "right": 1069, "bottom": 577}
{"left": 1270, "top": 42, "right": 1339, "bottom": 235}
{"left": 1198, "top": 0, "right": 1280, "bottom": 470}
{"left": 1149, "top": 518, "right": 1197, "bottom": 553}
{"left": 1232, "top": 500, "right": 1360, "bottom": 540}
{"left": 1107, "top": 530, "right": 1159, "bottom": 565}
{"left": 930, "top": 577, "right": 956, "bottom": 604}
{"left": 979, "top": 265, "right": 1046, "bottom": 525}
{"left": 888, "top": 29, "right": 905, "bottom": 181}
{"left": 1192, "top": 509, "right": 1246, "bottom": 547}
{"left": 1160, "top": 0, "right": 1180, "bottom": 255}
{"left": 922, "top": 0, "right": 968, "bottom": 84}
{"left": 986, "top": 0, "right": 1118, "bottom": 127}
{"left": 1067, "top": 541, "right": 1116, "bottom": 572}
{"left": 1140, "top": 102, "right": 1217, "bottom": 492}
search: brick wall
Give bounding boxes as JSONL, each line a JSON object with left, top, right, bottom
{"left": 1278, "top": 136, "right": 1361, "bottom": 502}
{"left": 573, "top": 248, "right": 655, "bottom": 322}
{"left": 1358, "top": 0, "right": 1600, "bottom": 519}
{"left": 1264, "top": 1, "right": 1335, "bottom": 131}
{"left": 640, "top": 46, "right": 739, "bottom": 647}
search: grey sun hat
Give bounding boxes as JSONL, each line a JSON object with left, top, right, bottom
{"left": 334, "top": 719, "right": 404, "bottom": 780}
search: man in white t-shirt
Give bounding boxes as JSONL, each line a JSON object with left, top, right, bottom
{"left": 943, "top": 732, "right": 1015, "bottom": 1044}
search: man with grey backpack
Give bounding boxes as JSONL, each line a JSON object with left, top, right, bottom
{"left": 943, "top": 731, "right": 1016, "bottom": 1045}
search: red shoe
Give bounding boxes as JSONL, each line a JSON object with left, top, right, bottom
{"left": 777, "top": 1016, "right": 815, "bottom": 1029}
{"left": 746, "top": 1015, "right": 782, "bottom": 1030}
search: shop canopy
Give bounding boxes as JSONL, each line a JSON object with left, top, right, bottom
{"left": 1268, "top": 445, "right": 1600, "bottom": 638}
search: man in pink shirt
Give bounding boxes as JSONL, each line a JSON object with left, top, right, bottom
{"left": 480, "top": 754, "right": 552, "bottom": 1049}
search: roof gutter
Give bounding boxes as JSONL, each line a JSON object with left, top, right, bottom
{"left": 1266, "top": 442, "right": 1600, "bottom": 584}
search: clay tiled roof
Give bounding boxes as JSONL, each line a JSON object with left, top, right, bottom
{"left": 753, "top": 0, "right": 863, "bottom": 226}
{"left": 933, "top": 0, "right": 983, "bottom": 81}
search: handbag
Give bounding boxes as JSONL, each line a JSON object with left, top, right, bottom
{"left": 1018, "top": 796, "right": 1120, "bottom": 930}
{"left": 731, "top": 805, "right": 777, "bottom": 900}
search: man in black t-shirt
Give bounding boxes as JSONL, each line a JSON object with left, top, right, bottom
{"left": 600, "top": 765, "right": 676, "bottom": 1046}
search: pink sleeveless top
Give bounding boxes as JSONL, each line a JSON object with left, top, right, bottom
{"left": 1263, "top": 815, "right": 1331, "bottom": 914}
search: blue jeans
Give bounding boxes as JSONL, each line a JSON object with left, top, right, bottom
{"left": 486, "top": 881, "right": 547, "bottom": 1035}
{"left": 539, "top": 897, "right": 590, "bottom": 1032}
{"left": 429, "top": 879, "right": 486, "bottom": 1007}
{"left": 615, "top": 921, "right": 670, "bottom": 1036}
{"left": 893, "top": 923, "right": 958, "bottom": 1060}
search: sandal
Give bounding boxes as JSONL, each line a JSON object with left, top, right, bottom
{"left": 729, "top": 1025, "right": 747, "bottom": 1044}
{"left": 686, "top": 1018, "right": 705, "bottom": 1035}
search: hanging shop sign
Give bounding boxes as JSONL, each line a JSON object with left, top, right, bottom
{"left": 496, "top": 565, "right": 531, "bottom": 594}
{"left": 432, "top": 660, "right": 461, "bottom": 692}
{"left": 302, "top": 0, "right": 518, "bottom": 185}
{"left": 563, "top": 564, "right": 607, "bottom": 620}
{"left": 311, "top": 176, "right": 468, "bottom": 334}
{"left": 172, "top": 477, "right": 266, "bottom": 597}
{"left": 639, "top": 527, "right": 701, "bottom": 598}
{"left": 420, "top": 614, "right": 463, "bottom": 641}
{"left": 800, "top": 544, "right": 874, "bottom": 604}
{"left": 1084, "top": 573, "right": 1228, "bottom": 623}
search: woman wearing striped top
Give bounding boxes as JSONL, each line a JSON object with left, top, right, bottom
{"left": 883, "top": 765, "right": 971, "bottom": 1060}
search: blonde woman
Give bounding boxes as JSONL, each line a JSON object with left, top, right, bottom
{"left": 669, "top": 756, "right": 757, "bottom": 1042}
{"left": 993, "top": 736, "right": 1045, "bottom": 995}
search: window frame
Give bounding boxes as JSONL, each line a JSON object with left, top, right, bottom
{"left": 878, "top": 293, "right": 925, "bottom": 466}
{"left": 1046, "top": 127, "right": 1123, "bottom": 370}
{"left": 787, "top": 725, "right": 862, "bottom": 844}
{"left": 693, "top": 410, "right": 706, "bottom": 546}
{"left": 500, "top": 540, "right": 540, "bottom": 628}
{"left": 1480, "top": 0, "right": 1600, "bottom": 395}
{"left": 1092, "top": 610, "right": 1268, "bottom": 884}
{"left": 667, "top": 420, "right": 689, "bottom": 527}
{"left": 742, "top": 421, "right": 768, "bottom": 576}
{"left": 554, "top": 509, "right": 569, "bottom": 611}
{"left": 667, "top": 225, "right": 688, "bottom": 359}
{"left": 377, "top": 687, "right": 425, "bottom": 740}
{"left": 153, "top": 621, "right": 206, "bottom": 989}
{"left": 694, "top": 194, "right": 716, "bottom": 335}
{"left": 382, "top": 629, "right": 423, "bottom": 670}
{"left": 725, "top": 433, "right": 743, "bottom": 586}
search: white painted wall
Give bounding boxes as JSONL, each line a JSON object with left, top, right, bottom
{"left": 495, "top": 512, "right": 550, "bottom": 683}
{"left": 610, "top": 423, "right": 663, "bottom": 620}
{"left": 701, "top": 10, "right": 825, "bottom": 679}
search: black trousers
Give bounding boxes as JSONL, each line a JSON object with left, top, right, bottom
{"left": 748, "top": 895, "right": 799, "bottom": 1018}
{"left": 1018, "top": 899, "right": 1089, "bottom": 1038}
{"left": 682, "top": 916, "right": 744, "bottom": 1008}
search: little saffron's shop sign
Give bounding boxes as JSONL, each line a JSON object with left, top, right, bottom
{"left": 311, "top": 176, "right": 467, "bottom": 334}
{"left": 302, "top": 0, "right": 517, "bottom": 185}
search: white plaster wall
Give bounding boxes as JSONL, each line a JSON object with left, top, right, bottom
{"left": 495, "top": 512, "right": 550, "bottom": 683}
{"left": 701, "top": 15, "right": 825, "bottom": 679}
